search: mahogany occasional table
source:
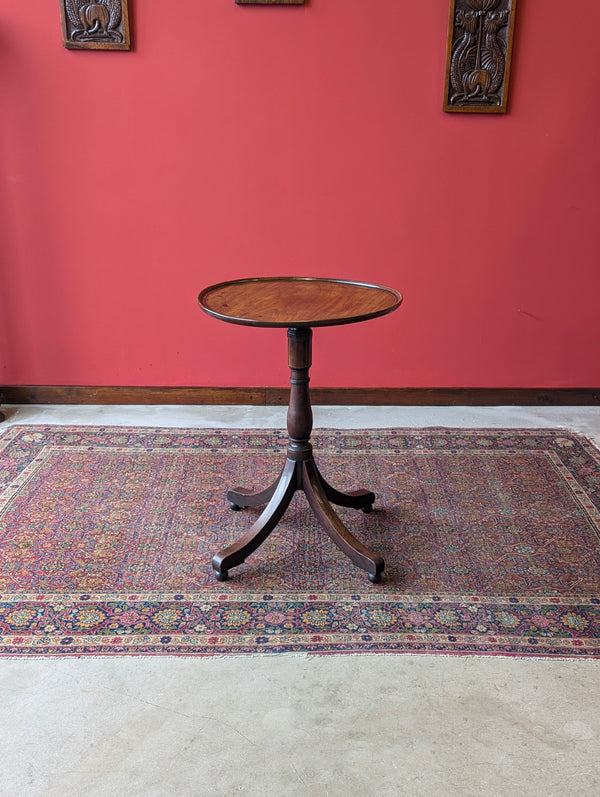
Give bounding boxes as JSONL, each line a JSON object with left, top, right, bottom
{"left": 198, "top": 277, "right": 402, "bottom": 583}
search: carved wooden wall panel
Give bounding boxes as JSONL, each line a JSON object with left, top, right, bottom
{"left": 59, "top": 0, "right": 131, "bottom": 50}
{"left": 444, "top": 0, "right": 516, "bottom": 113}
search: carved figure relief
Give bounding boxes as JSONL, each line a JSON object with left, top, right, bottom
{"left": 59, "top": 0, "right": 131, "bottom": 50}
{"left": 444, "top": 0, "right": 516, "bottom": 113}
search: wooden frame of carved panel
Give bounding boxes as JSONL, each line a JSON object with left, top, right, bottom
{"left": 235, "top": 1, "right": 305, "bottom": 5}
{"left": 443, "top": 0, "right": 516, "bottom": 113}
{"left": 59, "top": 0, "right": 131, "bottom": 50}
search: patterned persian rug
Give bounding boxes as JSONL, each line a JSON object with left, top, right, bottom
{"left": 0, "top": 425, "right": 599, "bottom": 658}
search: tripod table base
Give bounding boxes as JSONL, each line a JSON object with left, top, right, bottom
{"left": 212, "top": 455, "right": 383, "bottom": 583}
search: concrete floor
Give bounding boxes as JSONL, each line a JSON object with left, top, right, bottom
{"left": 1, "top": 404, "right": 599, "bottom": 797}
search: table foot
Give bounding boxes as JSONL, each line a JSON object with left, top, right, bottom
{"left": 212, "top": 459, "right": 297, "bottom": 580}
{"left": 315, "top": 464, "right": 375, "bottom": 513}
{"left": 227, "top": 470, "right": 283, "bottom": 510}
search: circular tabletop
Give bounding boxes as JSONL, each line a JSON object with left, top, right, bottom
{"left": 198, "top": 277, "right": 402, "bottom": 328}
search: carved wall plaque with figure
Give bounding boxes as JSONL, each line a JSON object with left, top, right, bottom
{"left": 59, "top": 0, "right": 131, "bottom": 50}
{"left": 444, "top": 0, "right": 516, "bottom": 113}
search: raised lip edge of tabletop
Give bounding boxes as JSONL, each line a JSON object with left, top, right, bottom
{"left": 197, "top": 276, "right": 403, "bottom": 328}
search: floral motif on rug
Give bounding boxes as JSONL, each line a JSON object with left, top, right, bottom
{"left": 0, "top": 425, "right": 599, "bottom": 657}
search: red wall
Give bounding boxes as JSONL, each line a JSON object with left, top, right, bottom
{"left": 1, "top": 1, "right": 599, "bottom": 389}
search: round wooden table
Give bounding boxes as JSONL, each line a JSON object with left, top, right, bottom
{"left": 198, "top": 277, "right": 402, "bottom": 583}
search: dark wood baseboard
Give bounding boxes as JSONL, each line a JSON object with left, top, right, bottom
{"left": 1, "top": 385, "right": 600, "bottom": 406}
{"left": 270, "top": 387, "right": 600, "bottom": 406}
